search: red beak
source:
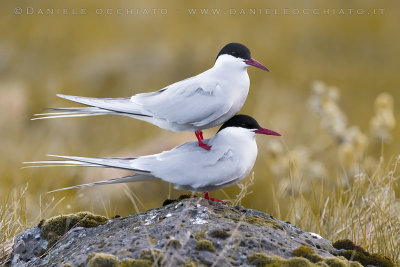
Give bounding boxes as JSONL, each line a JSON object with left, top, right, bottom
{"left": 254, "top": 128, "right": 281, "bottom": 136}
{"left": 244, "top": 58, "right": 269, "bottom": 71}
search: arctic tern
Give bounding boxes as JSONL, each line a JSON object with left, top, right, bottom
{"left": 25, "top": 115, "right": 281, "bottom": 200}
{"left": 33, "top": 43, "right": 269, "bottom": 150}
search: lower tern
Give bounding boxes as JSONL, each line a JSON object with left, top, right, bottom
{"left": 33, "top": 43, "right": 269, "bottom": 150}
{"left": 25, "top": 115, "right": 281, "bottom": 200}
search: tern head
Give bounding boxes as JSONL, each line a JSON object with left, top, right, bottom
{"left": 215, "top": 43, "right": 269, "bottom": 71}
{"left": 217, "top": 115, "right": 281, "bottom": 136}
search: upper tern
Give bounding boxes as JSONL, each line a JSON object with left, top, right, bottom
{"left": 33, "top": 43, "right": 269, "bottom": 150}
{"left": 25, "top": 115, "right": 281, "bottom": 200}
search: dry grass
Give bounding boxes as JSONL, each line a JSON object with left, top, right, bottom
{"left": 3, "top": 160, "right": 398, "bottom": 265}
{"left": 1, "top": 186, "right": 27, "bottom": 263}
{"left": 267, "top": 82, "right": 399, "bottom": 264}
{"left": 1, "top": 81, "right": 399, "bottom": 265}
{"left": 277, "top": 156, "right": 400, "bottom": 264}
{"left": 0, "top": 186, "right": 66, "bottom": 264}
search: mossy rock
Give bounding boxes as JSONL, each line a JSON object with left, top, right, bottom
{"left": 247, "top": 252, "right": 362, "bottom": 267}
{"left": 166, "top": 239, "right": 182, "bottom": 249}
{"left": 138, "top": 248, "right": 164, "bottom": 265}
{"left": 208, "top": 229, "right": 230, "bottom": 239}
{"left": 247, "top": 252, "right": 274, "bottom": 266}
{"left": 120, "top": 259, "right": 152, "bottom": 267}
{"left": 292, "top": 246, "right": 323, "bottom": 263}
{"left": 333, "top": 239, "right": 367, "bottom": 254}
{"left": 148, "top": 235, "right": 157, "bottom": 244}
{"left": 39, "top": 211, "right": 108, "bottom": 247}
{"left": 247, "top": 253, "right": 314, "bottom": 267}
{"left": 193, "top": 226, "right": 208, "bottom": 240}
{"left": 195, "top": 240, "right": 216, "bottom": 252}
{"left": 339, "top": 250, "right": 394, "bottom": 267}
{"left": 87, "top": 253, "right": 120, "bottom": 267}
{"left": 180, "top": 260, "right": 198, "bottom": 267}
{"left": 283, "top": 257, "right": 314, "bottom": 267}
{"left": 243, "top": 215, "right": 284, "bottom": 230}
{"left": 322, "top": 257, "right": 348, "bottom": 267}
{"left": 333, "top": 239, "right": 394, "bottom": 267}
{"left": 86, "top": 253, "right": 152, "bottom": 267}
{"left": 324, "top": 257, "right": 363, "bottom": 267}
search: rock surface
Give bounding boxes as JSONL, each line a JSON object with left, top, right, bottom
{"left": 8, "top": 198, "right": 358, "bottom": 266}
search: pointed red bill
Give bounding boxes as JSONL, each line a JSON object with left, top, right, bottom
{"left": 244, "top": 58, "right": 269, "bottom": 71}
{"left": 254, "top": 128, "right": 281, "bottom": 136}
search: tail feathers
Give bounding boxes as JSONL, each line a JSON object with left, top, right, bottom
{"left": 32, "top": 107, "right": 114, "bottom": 120}
{"left": 47, "top": 155, "right": 148, "bottom": 172}
{"left": 44, "top": 107, "right": 112, "bottom": 113}
{"left": 48, "top": 174, "right": 156, "bottom": 193}
{"left": 56, "top": 94, "right": 152, "bottom": 116}
{"left": 22, "top": 160, "right": 100, "bottom": 168}
{"left": 23, "top": 155, "right": 156, "bottom": 193}
{"left": 24, "top": 155, "right": 150, "bottom": 174}
{"left": 31, "top": 94, "right": 153, "bottom": 120}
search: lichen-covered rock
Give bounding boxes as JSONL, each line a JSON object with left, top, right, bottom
{"left": 195, "top": 240, "right": 216, "bottom": 252}
{"left": 8, "top": 198, "right": 385, "bottom": 266}
{"left": 333, "top": 239, "right": 394, "bottom": 267}
{"left": 292, "top": 245, "right": 323, "bottom": 263}
{"left": 39, "top": 211, "right": 108, "bottom": 247}
{"left": 86, "top": 253, "right": 120, "bottom": 267}
{"left": 9, "top": 211, "right": 108, "bottom": 266}
{"left": 247, "top": 252, "right": 362, "bottom": 267}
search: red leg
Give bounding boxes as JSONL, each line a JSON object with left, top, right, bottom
{"left": 195, "top": 131, "right": 211, "bottom": 150}
{"left": 203, "top": 192, "right": 226, "bottom": 204}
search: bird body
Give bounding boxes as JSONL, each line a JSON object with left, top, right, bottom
{"left": 133, "top": 126, "right": 258, "bottom": 191}
{"left": 33, "top": 43, "right": 268, "bottom": 149}
{"left": 25, "top": 115, "right": 280, "bottom": 194}
{"left": 51, "top": 55, "right": 250, "bottom": 132}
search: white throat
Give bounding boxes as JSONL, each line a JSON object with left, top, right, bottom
{"left": 213, "top": 54, "right": 248, "bottom": 73}
{"left": 212, "top": 127, "right": 257, "bottom": 150}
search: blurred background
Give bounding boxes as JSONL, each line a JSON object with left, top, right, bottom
{"left": 1, "top": 0, "right": 399, "bottom": 226}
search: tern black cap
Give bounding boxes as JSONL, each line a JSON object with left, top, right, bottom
{"left": 216, "top": 43, "right": 251, "bottom": 61}
{"left": 218, "top": 115, "right": 261, "bottom": 132}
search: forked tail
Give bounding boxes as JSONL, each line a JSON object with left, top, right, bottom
{"left": 23, "top": 155, "right": 155, "bottom": 192}
{"left": 32, "top": 94, "right": 151, "bottom": 120}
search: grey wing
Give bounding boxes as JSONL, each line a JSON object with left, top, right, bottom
{"left": 132, "top": 75, "right": 232, "bottom": 127}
